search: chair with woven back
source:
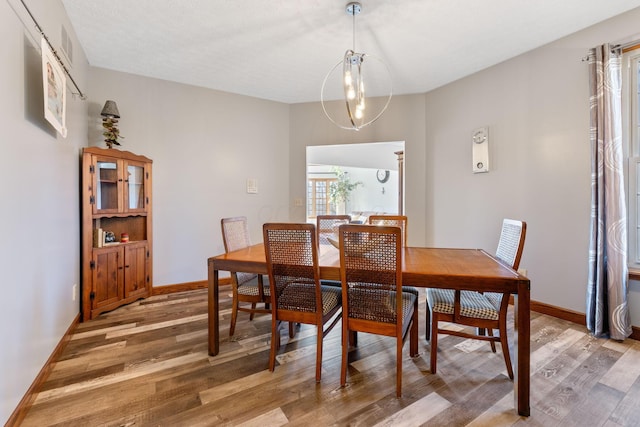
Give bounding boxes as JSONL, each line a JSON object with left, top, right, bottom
{"left": 221, "top": 216, "right": 270, "bottom": 336}
{"left": 368, "top": 214, "right": 419, "bottom": 307}
{"left": 338, "top": 223, "right": 418, "bottom": 397}
{"left": 316, "top": 214, "right": 351, "bottom": 247}
{"left": 368, "top": 215, "right": 408, "bottom": 247}
{"left": 263, "top": 222, "right": 342, "bottom": 382}
{"left": 426, "top": 218, "right": 527, "bottom": 379}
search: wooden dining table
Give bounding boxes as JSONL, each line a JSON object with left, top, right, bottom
{"left": 207, "top": 243, "right": 531, "bottom": 416}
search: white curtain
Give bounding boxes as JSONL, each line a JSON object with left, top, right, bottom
{"left": 586, "top": 43, "right": 631, "bottom": 341}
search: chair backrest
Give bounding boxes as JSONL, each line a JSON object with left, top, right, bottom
{"left": 316, "top": 215, "right": 351, "bottom": 246}
{"left": 263, "top": 223, "right": 322, "bottom": 314}
{"left": 221, "top": 216, "right": 251, "bottom": 253}
{"left": 495, "top": 219, "right": 527, "bottom": 270}
{"left": 368, "top": 215, "right": 408, "bottom": 247}
{"left": 339, "top": 224, "right": 403, "bottom": 326}
{"left": 221, "top": 216, "right": 255, "bottom": 284}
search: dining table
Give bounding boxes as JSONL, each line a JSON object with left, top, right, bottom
{"left": 207, "top": 243, "right": 531, "bottom": 416}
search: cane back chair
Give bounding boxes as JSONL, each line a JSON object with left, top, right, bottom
{"left": 221, "top": 216, "right": 270, "bottom": 336}
{"left": 338, "top": 224, "right": 418, "bottom": 397}
{"left": 316, "top": 215, "right": 351, "bottom": 247}
{"left": 426, "top": 218, "right": 527, "bottom": 379}
{"left": 263, "top": 223, "right": 342, "bottom": 382}
{"left": 368, "top": 215, "right": 408, "bottom": 247}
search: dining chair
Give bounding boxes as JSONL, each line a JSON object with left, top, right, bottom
{"left": 221, "top": 216, "right": 270, "bottom": 336}
{"left": 368, "top": 215, "right": 408, "bottom": 247}
{"left": 263, "top": 222, "right": 342, "bottom": 382}
{"left": 338, "top": 224, "right": 419, "bottom": 397}
{"left": 316, "top": 214, "right": 351, "bottom": 247}
{"left": 425, "top": 218, "right": 527, "bottom": 379}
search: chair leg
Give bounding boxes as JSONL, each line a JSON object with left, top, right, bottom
{"left": 498, "top": 322, "right": 514, "bottom": 380}
{"left": 341, "top": 323, "right": 349, "bottom": 387}
{"left": 410, "top": 304, "right": 419, "bottom": 357}
{"left": 396, "top": 335, "right": 403, "bottom": 397}
{"left": 229, "top": 297, "right": 239, "bottom": 336}
{"left": 249, "top": 303, "right": 257, "bottom": 321}
{"left": 316, "top": 324, "right": 323, "bottom": 382}
{"left": 425, "top": 303, "right": 431, "bottom": 341}
{"left": 269, "top": 320, "right": 278, "bottom": 372}
{"left": 289, "top": 322, "right": 296, "bottom": 338}
{"left": 487, "top": 328, "right": 497, "bottom": 353}
{"left": 349, "top": 330, "right": 358, "bottom": 347}
{"left": 430, "top": 316, "right": 439, "bottom": 374}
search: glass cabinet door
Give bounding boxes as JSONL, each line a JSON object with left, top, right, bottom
{"left": 125, "top": 162, "right": 146, "bottom": 212}
{"left": 95, "top": 159, "right": 121, "bottom": 213}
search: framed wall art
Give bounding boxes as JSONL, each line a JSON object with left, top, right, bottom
{"left": 41, "top": 38, "right": 67, "bottom": 137}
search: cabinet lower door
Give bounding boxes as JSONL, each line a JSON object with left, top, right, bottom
{"left": 92, "top": 246, "right": 123, "bottom": 313}
{"left": 125, "top": 243, "right": 148, "bottom": 299}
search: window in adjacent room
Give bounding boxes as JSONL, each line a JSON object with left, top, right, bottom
{"left": 307, "top": 178, "right": 336, "bottom": 218}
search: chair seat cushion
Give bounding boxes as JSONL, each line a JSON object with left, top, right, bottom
{"left": 320, "top": 285, "right": 342, "bottom": 315}
{"left": 427, "top": 289, "right": 499, "bottom": 320}
{"left": 278, "top": 283, "right": 341, "bottom": 315}
{"left": 348, "top": 287, "right": 416, "bottom": 324}
{"left": 237, "top": 274, "right": 270, "bottom": 297}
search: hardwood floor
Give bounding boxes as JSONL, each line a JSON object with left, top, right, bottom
{"left": 20, "top": 288, "right": 640, "bottom": 426}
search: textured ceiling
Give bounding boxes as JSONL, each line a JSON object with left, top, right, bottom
{"left": 62, "top": 0, "right": 640, "bottom": 104}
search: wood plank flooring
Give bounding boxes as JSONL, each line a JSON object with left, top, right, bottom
{"left": 19, "top": 288, "right": 640, "bottom": 426}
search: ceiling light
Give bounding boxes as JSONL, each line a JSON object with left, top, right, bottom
{"left": 321, "top": 2, "right": 392, "bottom": 131}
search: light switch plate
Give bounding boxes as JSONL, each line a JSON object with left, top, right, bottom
{"left": 247, "top": 178, "right": 258, "bottom": 194}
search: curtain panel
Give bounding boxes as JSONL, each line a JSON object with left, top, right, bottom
{"left": 586, "top": 43, "right": 631, "bottom": 340}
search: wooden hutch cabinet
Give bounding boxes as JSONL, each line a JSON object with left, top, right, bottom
{"left": 81, "top": 147, "right": 153, "bottom": 321}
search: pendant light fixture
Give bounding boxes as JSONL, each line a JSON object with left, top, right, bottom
{"left": 321, "top": 2, "right": 392, "bottom": 131}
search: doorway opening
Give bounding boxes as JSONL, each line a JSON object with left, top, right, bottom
{"left": 306, "top": 141, "right": 405, "bottom": 222}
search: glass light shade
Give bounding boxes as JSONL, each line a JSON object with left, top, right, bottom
{"left": 321, "top": 51, "right": 392, "bottom": 131}
{"left": 320, "top": 1, "right": 392, "bottom": 131}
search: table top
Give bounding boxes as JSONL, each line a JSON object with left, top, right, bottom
{"left": 208, "top": 243, "right": 529, "bottom": 293}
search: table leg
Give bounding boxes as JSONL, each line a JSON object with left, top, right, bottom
{"left": 514, "top": 280, "right": 531, "bottom": 416}
{"left": 208, "top": 259, "right": 219, "bottom": 356}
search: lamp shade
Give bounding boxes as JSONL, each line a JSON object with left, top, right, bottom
{"left": 100, "top": 100, "right": 120, "bottom": 118}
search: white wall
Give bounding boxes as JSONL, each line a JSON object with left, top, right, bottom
{"left": 290, "top": 9, "right": 640, "bottom": 326}
{"left": 290, "top": 95, "right": 427, "bottom": 246}
{"left": 0, "top": 0, "right": 88, "bottom": 422}
{"left": 348, "top": 167, "right": 399, "bottom": 214}
{"left": 424, "top": 9, "right": 640, "bottom": 322}
{"left": 87, "top": 68, "right": 291, "bottom": 286}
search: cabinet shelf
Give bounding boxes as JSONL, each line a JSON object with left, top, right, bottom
{"left": 95, "top": 240, "right": 148, "bottom": 249}
{"left": 93, "top": 212, "right": 148, "bottom": 219}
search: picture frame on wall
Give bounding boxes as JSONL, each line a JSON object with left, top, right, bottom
{"left": 41, "top": 38, "right": 67, "bottom": 137}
